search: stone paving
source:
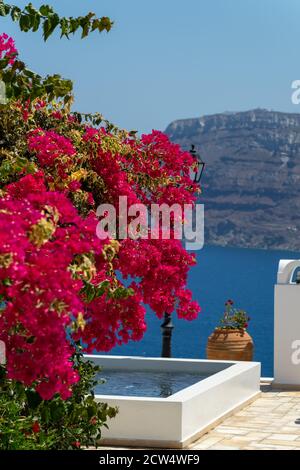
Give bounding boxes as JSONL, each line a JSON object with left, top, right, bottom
{"left": 100, "top": 385, "right": 300, "bottom": 450}
{"left": 188, "top": 385, "right": 300, "bottom": 450}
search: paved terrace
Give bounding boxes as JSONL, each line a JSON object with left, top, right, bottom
{"left": 100, "top": 384, "right": 300, "bottom": 450}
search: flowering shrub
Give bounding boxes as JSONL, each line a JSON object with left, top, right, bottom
{"left": 0, "top": 33, "right": 201, "bottom": 401}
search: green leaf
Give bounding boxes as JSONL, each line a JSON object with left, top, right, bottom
{"left": 32, "top": 14, "right": 41, "bottom": 32}
{"left": 99, "top": 17, "right": 113, "bottom": 32}
{"left": 81, "top": 20, "right": 90, "bottom": 39}
{"left": 23, "top": 68, "right": 36, "bottom": 79}
{"left": 109, "top": 286, "right": 135, "bottom": 299}
{"left": 25, "top": 335, "right": 35, "bottom": 344}
{"left": 19, "top": 14, "right": 31, "bottom": 32}
{"left": 0, "top": 57, "right": 10, "bottom": 70}
{"left": 43, "top": 14, "right": 59, "bottom": 41}
{"left": 91, "top": 19, "right": 100, "bottom": 32}
{"left": 0, "top": 3, "right": 7, "bottom": 16}
{"left": 11, "top": 6, "right": 21, "bottom": 21}
{"left": 59, "top": 18, "right": 69, "bottom": 38}
{"left": 2, "top": 278, "right": 12, "bottom": 286}
{"left": 39, "top": 4, "right": 54, "bottom": 16}
{"left": 70, "top": 18, "right": 79, "bottom": 34}
{"left": 26, "top": 389, "right": 42, "bottom": 409}
{"left": 25, "top": 3, "right": 38, "bottom": 15}
{"left": 49, "top": 402, "right": 65, "bottom": 423}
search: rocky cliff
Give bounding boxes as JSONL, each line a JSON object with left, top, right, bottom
{"left": 165, "top": 109, "right": 300, "bottom": 251}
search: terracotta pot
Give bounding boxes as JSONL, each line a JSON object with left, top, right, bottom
{"left": 206, "top": 328, "right": 253, "bottom": 361}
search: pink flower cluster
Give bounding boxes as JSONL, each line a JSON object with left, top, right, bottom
{"left": 0, "top": 32, "right": 17, "bottom": 64}
{"left": 0, "top": 173, "right": 105, "bottom": 399}
{"left": 28, "top": 129, "right": 76, "bottom": 168}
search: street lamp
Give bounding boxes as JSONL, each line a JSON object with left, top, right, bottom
{"left": 161, "top": 313, "right": 174, "bottom": 358}
{"left": 160, "top": 144, "right": 205, "bottom": 358}
{"left": 189, "top": 144, "right": 205, "bottom": 183}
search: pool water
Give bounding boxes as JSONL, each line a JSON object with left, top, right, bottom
{"left": 95, "top": 369, "right": 211, "bottom": 398}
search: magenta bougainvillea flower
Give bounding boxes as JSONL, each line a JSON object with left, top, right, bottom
{"left": 0, "top": 32, "right": 17, "bottom": 64}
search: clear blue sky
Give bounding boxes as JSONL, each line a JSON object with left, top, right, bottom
{"left": 2, "top": 0, "right": 300, "bottom": 133}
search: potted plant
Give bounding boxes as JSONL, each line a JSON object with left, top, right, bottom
{"left": 206, "top": 300, "right": 253, "bottom": 361}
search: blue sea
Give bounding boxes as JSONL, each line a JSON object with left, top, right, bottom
{"left": 103, "top": 245, "right": 300, "bottom": 377}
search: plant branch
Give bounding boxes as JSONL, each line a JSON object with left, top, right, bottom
{"left": 0, "top": 2, "right": 113, "bottom": 40}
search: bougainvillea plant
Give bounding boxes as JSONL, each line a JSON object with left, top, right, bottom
{"left": 0, "top": 33, "right": 201, "bottom": 403}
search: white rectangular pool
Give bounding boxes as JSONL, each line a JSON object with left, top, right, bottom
{"left": 86, "top": 355, "right": 261, "bottom": 448}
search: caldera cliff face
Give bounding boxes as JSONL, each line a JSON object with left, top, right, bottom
{"left": 165, "top": 109, "right": 300, "bottom": 250}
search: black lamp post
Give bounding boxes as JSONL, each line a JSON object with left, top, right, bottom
{"left": 189, "top": 144, "right": 205, "bottom": 183}
{"left": 160, "top": 144, "right": 205, "bottom": 358}
{"left": 161, "top": 313, "right": 174, "bottom": 358}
